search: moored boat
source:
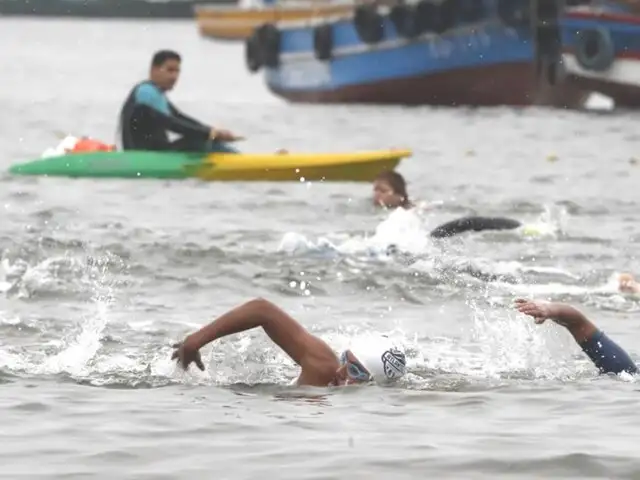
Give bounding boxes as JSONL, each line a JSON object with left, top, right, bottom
{"left": 195, "top": 0, "right": 357, "bottom": 40}
{"left": 559, "top": 0, "right": 640, "bottom": 108}
{"left": 244, "top": 0, "right": 587, "bottom": 107}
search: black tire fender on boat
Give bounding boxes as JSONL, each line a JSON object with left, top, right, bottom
{"left": 257, "top": 23, "right": 281, "bottom": 68}
{"left": 536, "top": 55, "right": 566, "bottom": 86}
{"left": 546, "top": 59, "right": 566, "bottom": 86}
{"left": 245, "top": 30, "right": 262, "bottom": 73}
{"left": 438, "top": 0, "right": 458, "bottom": 31}
{"left": 454, "top": 0, "right": 486, "bottom": 24}
{"left": 575, "top": 28, "right": 615, "bottom": 72}
{"left": 496, "top": 0, "right": 530, "bottom": 28}
{"left": 354, "top": 4, "right": 384, "bottom": 44}
{"left": 389, "top": 4, "right": 420, "bottom": 39}
{"left": 313, "top": 23, "right": 334, "bottom": 61}
{"left": 415, "top": 0, "right": 456, "bottom": 35}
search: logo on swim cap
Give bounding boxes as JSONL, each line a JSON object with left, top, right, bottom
{"left": 349, "top": 336, "right": 407, "bottom": 383}
{"left": 381, "top": 348, "right": 406, "bottom": 379}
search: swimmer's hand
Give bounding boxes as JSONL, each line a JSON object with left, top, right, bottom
{"left": 171, "top": 336, "right": 206, "bottom": 371}
{"left": 514, "top": 298, "right": 597, "bottom": 343}
{"left": 514, "top": 298, "right": 552, "bottom": 324}
{"left": 515, "top": 298, "right": 583, "bottom": 327}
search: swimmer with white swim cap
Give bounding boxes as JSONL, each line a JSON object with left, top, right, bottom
{"left": 172, "top": 298, "right": 407, "bottom": 387}
{"left": 338, "top": 334, "right": 406, "bottom": 385}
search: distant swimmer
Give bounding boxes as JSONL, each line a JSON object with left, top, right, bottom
{"left": 373, "top": 170, "right": 412, "bottom": 209}
{"left": 372, "top": 170, "right": 523, "bottom": 239}
{"left": 171, "top": 298, "right": 407, "bottom": 387}
{"left": 618, "top": 273, "right": 640, "bottom": 294}
{"left": 118, "top": 50, "right": 242, "bottom": 153}
{"left": 515, "top": 298, "right": 637, "bottom": 375}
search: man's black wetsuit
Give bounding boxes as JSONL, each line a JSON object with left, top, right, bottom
{"left": 118, "top": 81, "right": 236, "bottom": 153}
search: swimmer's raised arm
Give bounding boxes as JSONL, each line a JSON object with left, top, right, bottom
{"left": 514, "top": 298, "right": 637, "bottom": 375}
{"left": 429, "top": 216, "right": 521, "bottom": 239}
{"left": 514, "top": 298, "right": 596, "bottom": 343}
{"left": 171, "top": 298, "right": 337, "bottom": 377}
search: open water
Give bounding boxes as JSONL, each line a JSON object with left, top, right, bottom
{"left": 1, "top": 17, "right": 640, "bottom": 480}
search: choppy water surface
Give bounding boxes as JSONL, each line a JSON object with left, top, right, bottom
{"left": 1, "top": 17, "right": 640, "bottom": 480}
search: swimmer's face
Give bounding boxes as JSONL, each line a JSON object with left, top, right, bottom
{"left": 373, "top": 180, "right": 404, "bottom": 209}
{"left": 619, "top": 273, "right": 637, "bottom": 293}
{"left": 151, "top": 58, "right": 181, "bottom": 91}
{"left": 333, "top": 350, "right": 371, "bottom": 386}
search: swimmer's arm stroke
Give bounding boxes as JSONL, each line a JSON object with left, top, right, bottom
{"left": 171, "top": 298, "right": 329, "bottom": 371}
{"left": 515, "top": 298, "right": 637, "bottom": 375}
{"left": 514, "top": 298, "right": 596, "bottom": 343}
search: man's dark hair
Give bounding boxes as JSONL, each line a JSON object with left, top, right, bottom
{"left": 151, "top": 50, "right": 181, "bottom": 68}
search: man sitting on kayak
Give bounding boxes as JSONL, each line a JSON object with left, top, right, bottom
{"left": 118, "top": 50, "right": 242, "bottom": 153}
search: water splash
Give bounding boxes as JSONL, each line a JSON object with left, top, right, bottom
{"left": 0, "top": 250, "right": 122, "bottom": 381}
{"left": 278, "top": 208, "right": 437, "bottom": 259}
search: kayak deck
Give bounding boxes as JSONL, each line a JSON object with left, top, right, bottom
{"left": 9, "top": 149, "right": 411, "bottom": 182}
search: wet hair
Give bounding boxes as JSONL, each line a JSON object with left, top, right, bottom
{"left": 151, "top": 50, "right": 181, "bottom": 68}
{"left": 375, "top": 170, "right": 410, "bottom": 208}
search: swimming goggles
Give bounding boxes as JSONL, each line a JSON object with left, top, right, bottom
{"left": 340, "top": 351, "right": 371, "bottom": 382}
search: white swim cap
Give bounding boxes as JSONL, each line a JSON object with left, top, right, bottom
{"left": 348, "top": 335, "right": 407, "bottom": 383}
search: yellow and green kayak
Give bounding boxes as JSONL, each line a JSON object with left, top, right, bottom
{"left": 8, "top": 149, "right": 411, "bottom": 182}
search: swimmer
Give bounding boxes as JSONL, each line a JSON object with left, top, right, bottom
{"left": 373, "top": 170, "right": 412, "bottom": 209}
{"left": 372, "top": 170, "right": 523, "bottom": 239}
{"left": 171, "top": 298, "right": 407, "bottom": 387}
{"left": 515, "top": 298, "right": 637, "bottom": 375}
{"left": 618, "top": 273, "right": 640, "bottom": 294}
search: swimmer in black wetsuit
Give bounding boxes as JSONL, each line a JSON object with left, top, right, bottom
{"left": 515, "top": 298, "right": 637, "bottom": 375}
{"left": 372, "top": 170, "right": 523, "bottom": 239}
{"left": 118, "top": 50, "right": 242, "bottom": 153}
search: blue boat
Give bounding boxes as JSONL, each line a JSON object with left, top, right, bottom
{"left": 559, "top": 1, "right": 640, "bottom": 107}
{"left": 244, "top": 0, "right": 585, "bottom": 107}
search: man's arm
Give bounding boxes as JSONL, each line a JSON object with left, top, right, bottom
{"left": 172, "top": 298, "right": 334, "bottom": 371}
{"left": 168, "top": 102, "right": 209, "bottom": 130}
{"left": 134, "top": 84, "right": 211, "bottom": 138}
{"left": 430, "top": 216, "right": 522, "bottom": 239}
{"left": 168, "top": 102, "right": 242, "bottom": 142}
{"left": 515, "top": 299, "right": 596, "bottom": 342}
{"left": 515, "top": 299, "right": 637, "bottom": 375}
{"left": 140, "top": 105, "right": 211, "bottom": 139}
